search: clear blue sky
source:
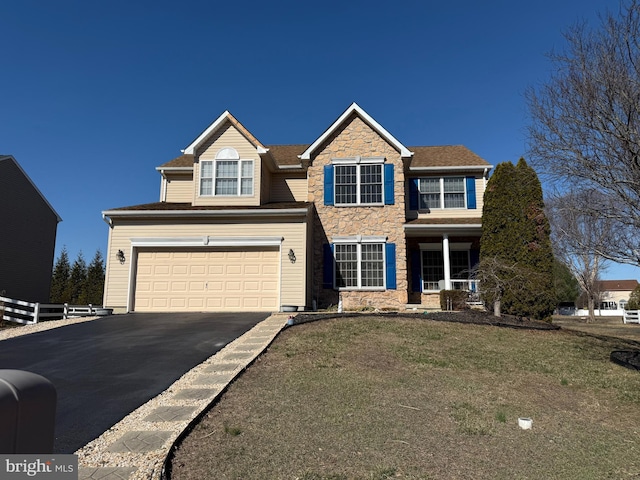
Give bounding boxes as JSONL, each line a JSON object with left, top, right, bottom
{"left": 2, "top": 0, "right": 637, "bottom": 280}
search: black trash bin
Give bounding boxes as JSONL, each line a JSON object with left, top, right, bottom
{"left": 0, "top": 369, "right": 56, "bottom": 454}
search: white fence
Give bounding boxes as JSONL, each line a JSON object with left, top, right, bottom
{"left": 0, "top": 295, "right": 105, "bottom": 325}
{"left": 623, "top": 310, "right": 640, "bottom": 324}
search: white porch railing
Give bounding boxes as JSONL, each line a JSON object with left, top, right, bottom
{"left": 0, "top": 295, "right": 104, "bottom": 325}
{"left": 422, "top": 279, "right": 479, "bottom": 292}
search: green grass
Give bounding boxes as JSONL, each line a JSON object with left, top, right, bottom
{"left": 171, "top": 317, "right": 640, "bottom": 480}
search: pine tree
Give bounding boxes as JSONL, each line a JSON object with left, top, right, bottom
{"left": 50, "top": 246, "right": 71, "bottom": 303}
{"left": 68, "top": 252, "right": 88, "bottom": 304}
{"left": 85, "top": 250, "right": 105, "bottom": 305}
{"left": 479, "top": 159, "right": 556, "bottom": 320}
{"left": 507, "top": 159, "right": 555, "bottom": 320}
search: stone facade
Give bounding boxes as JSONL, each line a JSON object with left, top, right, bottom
{"left": 308, "top": 113, "right": 408, "bottom": 310}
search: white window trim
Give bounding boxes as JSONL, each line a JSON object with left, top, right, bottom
{"left": 199, "top": 158, "right": 255, "bottom": 197}
{"left": 333, "top": 236, "right": 387, "bottom": 291}
{"left": 332, "top": 157, "right": 385, "bottom": 206}
{"left": 418, "top": 176, "right": 467, "bottom": 210}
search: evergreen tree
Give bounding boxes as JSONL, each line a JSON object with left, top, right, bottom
{"left": 50, "top": 246, "right": 71, "bottom": 303}
{"left": 627, "top": 284, "right": 640, "bottom": 310}
{"left": 553, "top": 259, "right": 580, "bottom": 306}
{"left": 479, "top": 159, "right": 556, "bottom": 320}
{"left": 68, "top": 252, "right": 88, "bottom": 304}
{"left": 84, "top": 250, "right": 105, "bottom": 305}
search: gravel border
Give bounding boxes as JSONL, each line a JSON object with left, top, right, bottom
{"left": 0, "top": 316, "right": 102, "bottom": 341}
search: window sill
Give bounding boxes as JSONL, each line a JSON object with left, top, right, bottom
{"left": 337, "top": 287, "right": 386, "bottom": 291}
{"left": 334, "top": 203, "right": 385, "bottom": 208}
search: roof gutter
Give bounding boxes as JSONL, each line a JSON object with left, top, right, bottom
{"left": 102, "top": 212, "right": 113, "bottom": 228}
{"left": 404, "top": 223, "right": 482, "bottom": 230}
{"left": 102, "top": 207, "right": 311, "bottom": 221}
{"left": 409, "top": 165, "right": 494, "bottom": 172}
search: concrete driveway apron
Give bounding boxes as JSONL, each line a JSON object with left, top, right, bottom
{"left": 0, "top": 312, "right": 269, "bottom": 453}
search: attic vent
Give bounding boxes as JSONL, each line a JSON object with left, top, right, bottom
{"left": 216, "top": 147, "right": 240, "bottom": 160}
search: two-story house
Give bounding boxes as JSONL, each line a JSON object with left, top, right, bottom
{"left": 102, "top": 103, "right": 492, "bottom": 313}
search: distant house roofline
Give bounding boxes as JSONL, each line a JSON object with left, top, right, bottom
{"left": 0, "top": 155, "right": 62, "bottom": 222}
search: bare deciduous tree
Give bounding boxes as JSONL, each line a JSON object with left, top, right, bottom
{"left": 474, "top": 257, "right": 547, "bottom": 318}
{"left": 527, "top": 0, "right": 640, "bottom": 266}
{"left": 546, "top": 190, "right": 613, "bottom": 322}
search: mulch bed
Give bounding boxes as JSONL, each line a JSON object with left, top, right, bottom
{"left": 610, "top": 350, "right": 640, "bottom": 371}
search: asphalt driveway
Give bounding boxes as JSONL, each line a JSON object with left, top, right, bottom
{"left": 0, "top": 312, "right": 269, "bottom": 453}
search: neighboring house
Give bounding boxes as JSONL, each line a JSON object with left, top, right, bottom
{"left": 0, "top": 155, "right": 62, "bottom": 302}
{"left": 597, "top": 279, "right": 638, "bottom": 310}
{"left": 102, "top": 103, "right": 492, "bottom": 313}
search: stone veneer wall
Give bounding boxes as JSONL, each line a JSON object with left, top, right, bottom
{"left": 308, "top": 113, "right": 408, "bottom": 310}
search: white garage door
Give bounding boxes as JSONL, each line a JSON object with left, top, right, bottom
{"left": 134, "top": 247, "right": 279, "bottom": 312}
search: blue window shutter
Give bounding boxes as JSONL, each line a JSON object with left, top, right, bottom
{"left": 385, "top": 243, "right": 397, "bottom": 290}
{"left": 409, "top": 178, "right": 419, "bottom": 210}
{"left": 411, "top": 250, "right": 422, "bottom": 292}
{"left": 384, "top": 164, "right": 394, "bottom": 205}
{"left": 324, "top": 165, "right": 334, "bottom": 206}
{"left": 323, "top": 244, "right": 334, "bottom": 288}
{"left": 466, "top": 176, "right": 477, "bottom": 209}
{"left": 470, "top": 249, "right": 480, "bottom": 270}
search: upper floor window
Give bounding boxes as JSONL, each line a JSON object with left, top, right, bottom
{"left": 324, "top": 157, "right": 394, "bottom": 206}
{"left": 409, "top": 176, "right": 476, "bottom": 210}
{"left": 200, "top": 147, "right": 254, "bottom": 196}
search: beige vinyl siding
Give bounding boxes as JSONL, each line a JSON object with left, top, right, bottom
{"left": 193, "top": 120, "right": 261, "bottom": 207}
{"left": 270, "top": 173, "right": 309, "bottom": 202}
{"left": 104, "top": 218, "right": 308, "bottom": 311}
{"left": 164, "top": 172, "right": 194, "bottom": 203}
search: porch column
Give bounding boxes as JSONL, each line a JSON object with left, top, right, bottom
{"left": 442, "top": 234, "right": 451, "bottom": 290}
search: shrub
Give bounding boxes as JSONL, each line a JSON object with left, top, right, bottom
{"left": 440, "top": 290, "right": 468, "bottom": 311}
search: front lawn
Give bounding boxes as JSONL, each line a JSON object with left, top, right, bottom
{"left": 170, "top": 316, "right": 640, "bottom": 480}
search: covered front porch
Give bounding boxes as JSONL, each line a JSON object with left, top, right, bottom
{"left": 404, "top": 219, "right": 482, "bottom": 309}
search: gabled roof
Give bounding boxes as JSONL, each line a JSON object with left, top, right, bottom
{"left": 0, "top": 155, "right": 62, "bottom": 222}
{"left": 408, "top": 145, "right": 492, "bottom": 170}
{"left": 299, "top": 103, "right": 413, "bottom": 160}
{"left": 182, "top": 111, "right": 267, "bottom": 156}
{"left": 598, "top": 280, "right": 639, "bottom": 291}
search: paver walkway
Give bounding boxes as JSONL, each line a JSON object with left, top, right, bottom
{"left": 76, "top": 314, "right": 288, "bottom": 480}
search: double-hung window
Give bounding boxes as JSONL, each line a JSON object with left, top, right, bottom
{"left": 199, "top": 147, "right": 254, "bottom": 197}
{"left": 335, "top": 242, "right": 384, "bottom": 288}
{"left": 412, "top": 176, "right": 476, "bottom": 210}
{"left": 335, "top": 162, "right": 383, "bottom": 205}
{"left": 324, "top": 157, "right": 394, "bottom": 206}
{"left": 324, "top": 237, "right": 397, "bottom": 290}
{"left": 418, "top": 177, "right": 465, "bottom": 209}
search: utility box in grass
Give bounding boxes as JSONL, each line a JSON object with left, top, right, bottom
{"left": 0, "top": 370, "right": 56, "bottom": 453}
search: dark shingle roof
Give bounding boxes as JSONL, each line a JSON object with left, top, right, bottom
{"left": 156, "top": 145, "right": 490, "bottom": 170}
{"left": 158, "top": 154, "right": 194, "bottom": 168}
{"left": 266, "top": 145, "right": 308, "bottom": 166}
{"left": 408, "top": 145, "right": 491, "bottom": 168}
{"left": 597, "top": 280, "right": 639, "bottom": 291}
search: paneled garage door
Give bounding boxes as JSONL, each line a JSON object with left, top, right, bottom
{"left": 134, "top": 248, "right": 279, "bottom": 312}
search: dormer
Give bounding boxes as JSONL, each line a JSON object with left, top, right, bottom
{"left": 183, "top": 111, "right": 267, "bottom": 207}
